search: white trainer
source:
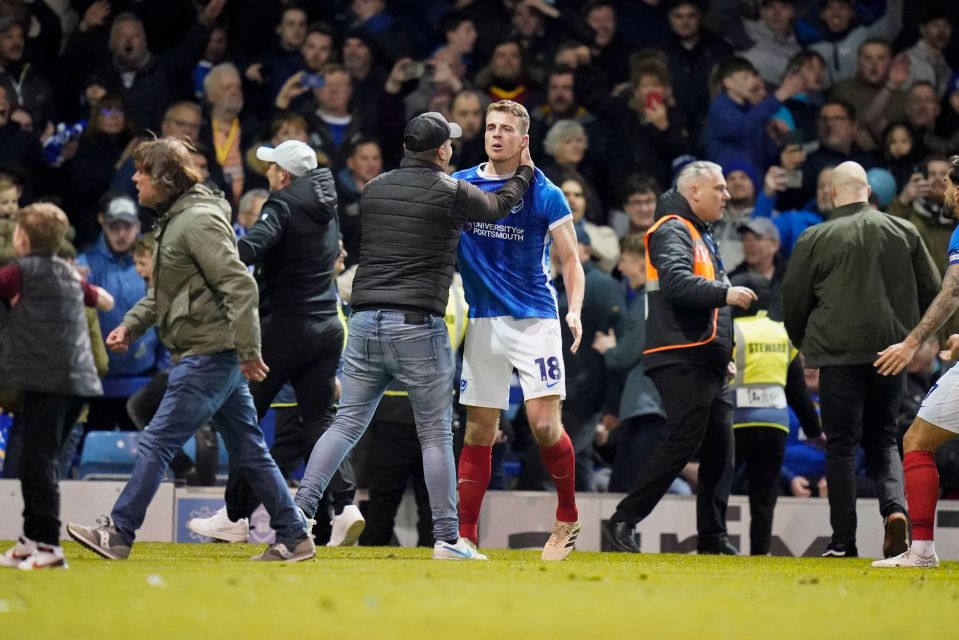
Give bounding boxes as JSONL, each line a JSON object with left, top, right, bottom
{"left": 18, "top": 544, "right": 68, "bottom": 570}
{"left": 872, "top": 549, "right": 940, "bottom": 568}
{"left": 433, "top": 538, "right": 488, "bottom": 560}
{"left": 0, "top": 536, "right": 38, "bottom": 568}
{"left": 542, "top": 520, "right": 581, "bottom": 561}
{"left": 327, "top": 505, "right": 365, "bottom": 547}
{"left": 187, "top": 507, "right": 249, "bottom": 543}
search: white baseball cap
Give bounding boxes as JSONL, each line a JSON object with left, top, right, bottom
{"left": 255, "top": 140, "right": 318, "bottom": 177}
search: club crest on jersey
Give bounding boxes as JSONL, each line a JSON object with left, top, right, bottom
{"left": 511, "top": 198, "right": 524, "bottom": 214}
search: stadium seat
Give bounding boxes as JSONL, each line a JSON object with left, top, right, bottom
{"left": 78, "top": 431, "right": 141, "bottom": 480}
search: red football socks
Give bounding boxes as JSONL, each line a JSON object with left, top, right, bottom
{"left": 904, "top": 450, "right": 939, "bottom": 541}
{"left": 457, "top": 444, "right": 492, "bottom": 543}
{"left": 541, "top": 431, "right": 579, "bottom": 523}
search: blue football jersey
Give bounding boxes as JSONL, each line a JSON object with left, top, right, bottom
{"left": 949, "top": 224, "right": 959, "bottom": 268}
{"left": 454, "top": 164, "right": 573, "bottom": 319}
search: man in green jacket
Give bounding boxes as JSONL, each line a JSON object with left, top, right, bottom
{"left": 782, "top": 161, "right": 941, "bottom": 559}
{"left": 67, "top": 139, "right": 313, "bottom": 563}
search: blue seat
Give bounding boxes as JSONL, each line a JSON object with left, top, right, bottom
{"left": 78, "top": 431, "right": 141, "bottom": 480}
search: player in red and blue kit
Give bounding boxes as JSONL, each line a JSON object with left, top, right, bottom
{"left": 453, "top": 100, "right": 586, "bottom": 561}
{"left": 874, "top": 154, "right": 959, "bottom": 567}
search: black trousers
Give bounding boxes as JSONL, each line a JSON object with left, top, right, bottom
{"left": 612, "top": 364, "right": 734, "bottom": 544}
{"left": 357, "top": 397, "right": 433, "bottom": 547}
{"left": 819, "top": 365, "right": 907, "bottom": 546}
{"left": 126, "top": 371, "right": 196, "bottom": 478}
{"left": 734, "top": 427, "right": 786, "bottom": 555}
{"left": 20, "top": 391, "right": 84, "bottom": 545}
{"left": 608, "top": 414, "right": 669, "bottom": 493}
{"left": 225, "top": 313, "right": 355, "bottom": 522}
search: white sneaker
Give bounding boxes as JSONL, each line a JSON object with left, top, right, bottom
{"left": 187, "top": 507, "right": 249, "bottom": 543}
{"left": 872, "top": 549, "right": 940, "bottom": 568}
{"left": 18, "top": 543, "right": 68, "bottom": 570}
{"left": 327, "top": 505, "right": 365, "bottom": 547}
{"left": 0, "top": 536, "right": 38, "bottom": 568}
{"left": 433, "top": 538, "right": 488, "bottom": 560}
{"left": 542, "top": 520, "right": 581, "bottom": 561}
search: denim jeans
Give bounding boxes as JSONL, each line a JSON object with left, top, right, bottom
{"left": 295, "top": 310, "right": 458, "bottom": 542}
{"left": 111, "top": 351, "right": 307, "bottom": 545}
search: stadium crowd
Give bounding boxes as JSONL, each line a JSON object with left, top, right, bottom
{"left": 2, "top": 0, "right": 959, "bottom": 563}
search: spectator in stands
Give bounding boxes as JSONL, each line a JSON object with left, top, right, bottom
{"left": 801, "top": 0, "right": 904, "bottom": 84}
{"left": 65, "top": 2, "right": 227, "bottom": 131}
{"left": 0, "top": 203, "right": 113, "bottom": 570}
{"left": 662, "top": 0, "right": 734, "bottom": 143}
{"left": 337, "top": 137, "right": 382, "bottom": 267}
{"left": 582, "top": 1, "right": 632, "bottom": 86}
{"left": 880, "top": 121, "right": 923, "bottom": 189}
{"left": 192, "top": 24, "right": 230, "bottom": 101}
{"left": 0, "top": 84, "right": 46, "bottom": 201}
{"left": 508, "top": 0, "right": 593, "bottom": 89}
{"left": 902, "top": 81, "right": 948, "bottom": 156}
{"left": 438, "top": 12, "right": 477, "bottom": 73}
{"left": 729, "top": 218, "right": 787, "bottom": 320}
{"left": 831, "top": 38, "right": 907, "bottom": 150}
{"left": 784, "top": 99, "right": 879, "bottom": 207}
{"left": 560, "top": 173, "right": 619, "bottom": 274}
{"left": 541, "top": 120, "right": 604, "bottom": 224}
{"left": 712, "top": 161, "right": 762, "bottom": 269}
{"left": 448, "top": 89, "right": 488, "bottom": 173}
{"left": 888, "top": 156, "right": 956, "bottom": 279}
{"left": 705, "top": 56, "right": 804, "bottom": 172}
{"left": 782, "top": 160, "right": 939, "bottom": 558}
{"left": 754, "top": 165, "right": 832, "bottom": 259}
{"left": 478, "top": 39, "right": 533, "bottom": 106}
{"left": 302, "top": 23, "right": 337, "bottom": 75}
{"left": 200, "top": 63, "right": 259, "bottom": 206}
{"left": 904, "top": 6, "right": 953, "bottom": 98}
{"left": 244, "top": 111, "right": 315, "bottom": 191}
{"left": 276, "top": 63, "right": 368, "bottom": 171}
{"left": 343, "top": 28, "right": 389, "bottom": 123}
{"left": 402, "top": 47, "right": 467, "bottom": 122}
{"left": 609, "top": 174, "right": 661, "bottom": 238}
{"left": 0, "top": 14, "right": 54, "bottom": 131}
{"left": 776, "top": 50, "right": 830, "bottom": 143}
{"left": 78, "top": 193, "right": 161, "bottom": 394}
{"left": 593, "top": 234, "right": 668, "bottom": 492}
{"left": 60, "top": 94, "right": 136, "bottom": 247}
{"left": 245, "top": 5, "right": 308, "bottom": 101}
{"left": 0, "top": 177, "right": 19, "bottom": 264}
{"left": 735, "top": 0, "right": 802, "bottom": 87}
{"left": 234, "top": 188, "right": 268, "bottom": 238}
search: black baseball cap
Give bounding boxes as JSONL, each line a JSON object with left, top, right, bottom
{"left": 403, "top": 112, "right": 462, "bottom": 152}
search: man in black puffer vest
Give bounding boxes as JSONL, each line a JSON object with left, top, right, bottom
{"left": 602, "top": 161, "right": 758, "bottom": 556}
{"left": 187, "top": 140, "right": 363, "bottom": 546}
{"left": 294, "top": 112, "right": 535, "bottom": 560}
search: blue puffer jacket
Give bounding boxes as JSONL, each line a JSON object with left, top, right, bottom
{"left": 78, "top": 235, "right": 160, "bottom": 376}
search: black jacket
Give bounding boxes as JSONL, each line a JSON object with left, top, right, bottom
{"left": 351, "top": 159, "right": 533, "bottom": 316}
{"left": 238, "top": 168, "right": 340, "bottom": 318}
{"left": 644, "top": 190, "right": 733, "bottom": 374}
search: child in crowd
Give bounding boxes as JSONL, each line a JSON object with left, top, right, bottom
{"left": 132, "top": 236, "right": 155, "bottom": 288}
{"left": 0, "top": 178, "right": 20, "bottom": 264}
{"left": 0, "top": 204, "right": 114, "bottom": 570}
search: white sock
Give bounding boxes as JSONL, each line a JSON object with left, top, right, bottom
{"left": 911, "top": 539, "right": 935, "bottom": 557}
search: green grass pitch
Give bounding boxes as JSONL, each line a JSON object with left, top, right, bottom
{"left": 1, "top": 542, "right": 958, "bottom": 639}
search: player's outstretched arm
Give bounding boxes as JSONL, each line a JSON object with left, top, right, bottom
{"left": 551, "top": 219, "right": 585, "bottom": 353}
{"left": 875, "top": 263, "right": 959, "bottom": 376}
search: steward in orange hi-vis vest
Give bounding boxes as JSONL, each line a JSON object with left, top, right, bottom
{"left": 642, "top": 190, "right": 733, "bottom": 374}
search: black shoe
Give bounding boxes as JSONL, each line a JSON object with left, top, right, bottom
{"left": 601, "top": 520, "right": 640, "bottom": 553}
{"left": 697, "top": 536, "right": 739, "bottom": 555}
{"left": 821, "top": 541, "right": 858, "bottom": 558}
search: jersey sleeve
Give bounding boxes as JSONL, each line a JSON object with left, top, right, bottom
{"left": 538, "top": 174, "right": 573, "bottom": 230}
{"left": 81, "top": 280, "right": 100, "bottom": 308}
{"left": 948, "top": 225, "right": 959, "bottom": 268}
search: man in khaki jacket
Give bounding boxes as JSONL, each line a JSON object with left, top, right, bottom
{"left": 67, "top": 139, "right": 314, "bottom": 563}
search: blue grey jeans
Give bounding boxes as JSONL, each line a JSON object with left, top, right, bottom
{"left": 295, "top": 310, "right": 458, "bottom": 542}
{"left": 111, "top": 351, "right": 308, "bottom": 545}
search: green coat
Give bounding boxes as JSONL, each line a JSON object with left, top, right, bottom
{"left": 782, "top": 202, "right": 940, "bottom": 367}
{"left": 124, "top": 184, "right": 261, "bottom": 362}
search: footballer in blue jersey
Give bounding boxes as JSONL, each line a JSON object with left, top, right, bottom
{"left": 453, "top": 101, "right": 585, "bottom": 561}
{"left": 874, "top": 157, "right": 959, "bottom": 568}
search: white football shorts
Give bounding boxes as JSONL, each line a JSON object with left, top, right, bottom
{"left": 459, "top": 316, "right": 565, "bottom": 410}
{"left": 917, "top": 363, "right": 959, "bottom": 434}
